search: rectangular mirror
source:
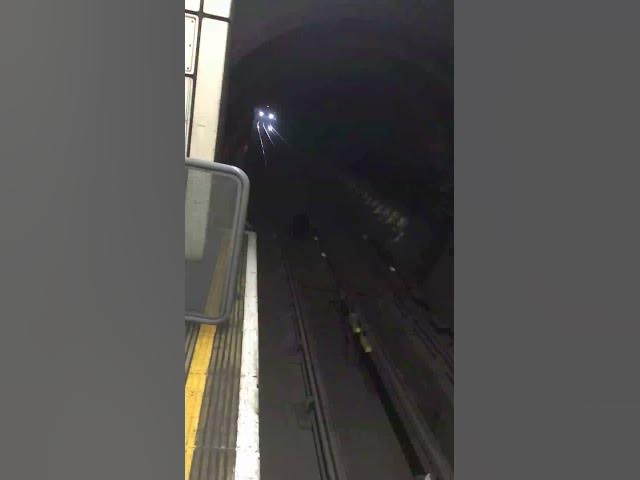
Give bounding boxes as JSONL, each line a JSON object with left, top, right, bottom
{"left": 185, "top": 158, "right": 250, "bottom": 324}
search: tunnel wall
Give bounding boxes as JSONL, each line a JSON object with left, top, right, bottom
{"left": 338, "top": 169, "right": 454, "bottom": 335}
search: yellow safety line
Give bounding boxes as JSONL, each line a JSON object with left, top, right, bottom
{"left": 184, "top": 232, "right": 232, "bottom": 480}
{"left": 185, "top": 324, "right": 216, "bottom": 480}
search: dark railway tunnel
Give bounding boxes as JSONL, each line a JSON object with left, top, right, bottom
{"left": 219, "top": 5, "right": 453, "bottom": 480}
{"left": 224, "top": 15, "right": 453, "bottom": 332}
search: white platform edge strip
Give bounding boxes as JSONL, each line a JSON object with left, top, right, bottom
{"left": 234, "top": 232, "right": 259, "bottom": 480}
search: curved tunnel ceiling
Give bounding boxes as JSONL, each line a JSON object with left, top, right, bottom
{"left": 228, "top": 0, "right": 453, "bottom": 67}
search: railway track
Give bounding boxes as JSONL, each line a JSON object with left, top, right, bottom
{"left": 280, "top": 221, "right": 453, "bottom": 480}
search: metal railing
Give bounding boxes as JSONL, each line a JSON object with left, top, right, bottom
{"left": 185, "top": 158, "right": 250, "bottom": 324}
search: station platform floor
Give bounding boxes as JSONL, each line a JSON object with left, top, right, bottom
{"left": 185, "top": 232, "right": 259, "bottom": 480}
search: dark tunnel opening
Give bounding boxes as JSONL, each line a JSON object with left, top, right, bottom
{"left": 220, "top": 9, "right": 453, "bottom": 480}
{"left": 225, "top": 17, "right": 452, "bottom": 328}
